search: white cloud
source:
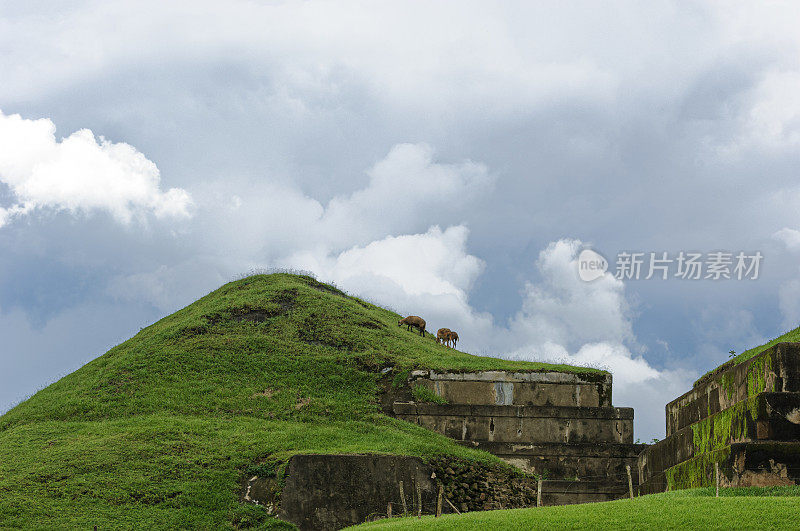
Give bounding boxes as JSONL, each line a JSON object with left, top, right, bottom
{"left": 321, "top": 143, "right": 493, "bottom": 247}
{"left": 774, "top": 227, "right": 800, "bottom": 252}
{"left": 494, "top": 239, "right": 694, "bottom": 438}
{"left": 508, "top": 240, "right": 635, "bottom": 351}
{"left": 0, "top": 110, "right": 192, "bottom": 227}
{"left": 283, "top": 224, "right": 495, "bottom": 342}
{"left": 180, "top": 143, "right": 492, "bottom": 265}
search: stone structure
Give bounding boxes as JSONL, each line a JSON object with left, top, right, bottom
{"left": 258, "top": 454, "right": 438, "bottom": 530}
{"left": 394, "top": 369, "right": 646, "bottom": 505}
{"left": 638, "top": 342, "right": 800, "bottom": 493}
{"left": 245, "top": 453, "right": 548, "bottom": 530}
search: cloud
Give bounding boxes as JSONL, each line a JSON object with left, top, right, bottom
{"left": 509, "top": 240, "right": 635, "bottom": 351}
{"left": 320, "top": 143, "right": 493, "bottom": 247}
{"left": 496, "top": 239, "right": 694, "bottom": 437}
{"left": 180, "top": 143, "right": 492, "bottom": 265}
{"left": 282, "top": 224, "right": 496, "bottom": 342}
{"left": 0, "top": 110, "right": 192, "bottom": 227}
{"left": 774, "top": 227, "right": 800, "bottom": 252}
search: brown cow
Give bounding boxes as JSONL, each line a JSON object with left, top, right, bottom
{"left": 398, "top": 315, "right": 426, "bottom": 336}
{"left": 436, "top": 328, "right": 452, "bottom": 346}
{"left": 448, "top": 330, "right": 459, "bottom": 349}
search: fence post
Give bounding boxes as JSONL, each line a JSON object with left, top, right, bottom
{"left": 537, "top": 478, "right": 543, "bottom": 507}
{"left": 715, "top": 462, "right": 720, "bottom": 498}
{"left": 445, "top": 497, "right": 461, "bottom": 515}
{"left": 399, "top": 481, "right": 408, "bottom": 516}
{"left": 626, "top": 465, "right": 634, "bottom": 500}
{"left": 436, "top": 486, "right": 443, "bottom": 517}
{"left": 387, "top": 502, "right": 392, "bottom": 518}
{"left": 417, "top": 483, "right": 422, "bottom": 518}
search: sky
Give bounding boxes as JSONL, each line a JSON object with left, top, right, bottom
{"left": 2, "top": 1, "right": 800, "bottom": 440}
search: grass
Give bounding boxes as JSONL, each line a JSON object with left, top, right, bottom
{"left": 730, "top": 326, "right": 800, "bottom": 366}
{"left": 349, "top": 487, "right": 800, "bottom": 530}
{"left": 698, "top": 324, "right": 800, "bottom": 383}
{"left": 0, "top": 273, "right": 598, "bottom": 529}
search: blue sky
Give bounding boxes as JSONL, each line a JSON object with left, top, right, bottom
{"left": 2, "top": 1, "right": 800, "bottom": 440}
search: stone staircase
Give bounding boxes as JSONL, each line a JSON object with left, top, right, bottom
{"left": 393, "top": 369, "right": 646, "bottom": 505}
{"left": 638, "top": 342, "right": 800, "bottom": 493}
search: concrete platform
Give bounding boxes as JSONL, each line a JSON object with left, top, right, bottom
{"left": 409, "top": 370, "right": 612, "bottom": 407}
{"left": 460, "top": 440, "right": 647, "bottom": 478}
{"left": 393, "top": 402, "right": 634, "bottom": 444}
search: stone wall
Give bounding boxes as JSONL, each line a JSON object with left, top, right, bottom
{"left": 665, "top": 343, "right": 800, "bottom": 436}
{"left": 393, "top": 402, "right": 634, "bottom": 444}
{"left": 409, "top": 370, "right": 612, "bottom": 407}
{"left": 638, "top": 343, "right": 800, "bottom": 494}
{"left": 243, "top": 454, "right": 544, "bottom": 530}
{"left": 398, "top": 369, "right": 644, "bottom": 503}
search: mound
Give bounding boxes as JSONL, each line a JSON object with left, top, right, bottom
{"left": 0, "top": 273, "right": 600, "bottom": 528}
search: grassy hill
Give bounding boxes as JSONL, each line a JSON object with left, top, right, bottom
{"left": 0, "top": 273, "right": 600, "bottom": 529}
{"left": 351, "top": 486, "right": 800, "bottom": 530}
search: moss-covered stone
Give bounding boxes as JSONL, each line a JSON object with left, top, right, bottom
{"left": 665, "top": 448, "right": 731, "bottom": 490}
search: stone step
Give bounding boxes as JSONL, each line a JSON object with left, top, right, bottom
{"left": 639, "top": 441, "right": 800, "bottom": 494}
{"left": 459, "top": 440, "right": 647, "bottom": 479}
{"left": 667, "top": 343, "right": 800, "bottom": 436}
{"left": 393, "top": 401, "right": 634, "bottom": 444}
{"left": 408, "top": 370, "right": 612, "bottom": 408}
{"left": 639, "top": 392, "right": 800, "bottom": 486}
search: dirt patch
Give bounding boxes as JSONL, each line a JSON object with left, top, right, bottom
{"left": 357, "top": 318, "right": 384, "bottom": 330}
{"left": 270, "top": 288, "right": 298, "bottom": 313}
{"left": 299, "top": 276, "right": 349, "bottom": 299}
{"left": 297, "top": 313, "right": 357, "bottom": 351}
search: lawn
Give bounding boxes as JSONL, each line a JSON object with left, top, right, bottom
{"left": 350, "top": 487, "right": 800, "bottom": 530}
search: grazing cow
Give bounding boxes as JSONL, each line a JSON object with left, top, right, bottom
{"left": 436, "top": 328, "right": 452, "bottom": 346}
{"left": 448, "top": 330, "right": 459, "bottom": 349}
{"left": 398, "top": 315, "right": 426, "bottom": 336}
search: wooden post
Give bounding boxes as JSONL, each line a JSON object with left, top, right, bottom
{"left": 537, "top": 478, "right": 543, "bottom": 507}
{"left": 436, "top": 486, "right": 443, "bottom": 517}
{"left": 444, "top": 497, "right": 461, "bottom": 515}
{"left": 417, "top": 483, "right": 422, "bottom": 518}
{"left": 399, "top": 481, "right": 408, "bottom": 516}
{"left": 715, "top": 462, "right": 720, "bottom": 498}
{"left": 626, "top": 465, "right": 634, "bottom": 500}
{"left": 387, "top": 502, "right": 392, "bottom": 518}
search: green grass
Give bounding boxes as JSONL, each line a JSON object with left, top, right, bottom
{"left": 730, "top": 326, "right": 800, "bottom": 366}
{"left": 0, "top": 273, "right": 598, "bottom": 529}
{"left": 350, "top": 487, "right": 800, "bottom": 530}
{"left": 698, "top": 324, "right": 800, "bottom": 383}
{"left": 411, "top": 384, "right": 449, "bottom": 404}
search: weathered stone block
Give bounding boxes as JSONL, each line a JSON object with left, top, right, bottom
{"left": 641, "top": 392, "right": 800, "bottom": 488}
{"left": 639, "top": 442, "right": 800, "bottom": 494}
{"left": 408, "top": 370, "right": 612, "bottom": 407}
{"left": 460, "top": 440, "right": 647, "bottom": 479}
{"left": 393, "top": 402, "right": 634, "bottom": 444}
{"left": 265, "top": 454, "right": 438, "bottom": 530}
{"left": 666, "top": 343, "right": 800, "bottom": 436}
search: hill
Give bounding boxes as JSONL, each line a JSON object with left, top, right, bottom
{"left": 0, "top": 273, "right": 600, "bottom": 529}
{"left": 351, "top": 486, "right": 800, "bottom": 530}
